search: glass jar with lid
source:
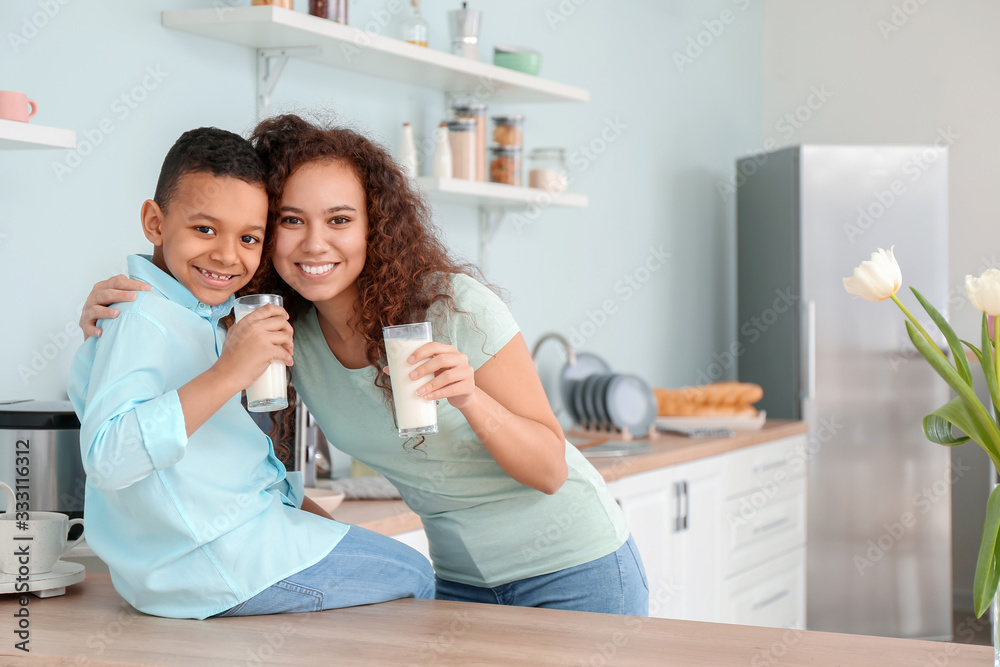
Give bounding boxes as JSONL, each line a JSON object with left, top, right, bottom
{"left": 492, "top": 115, "right": 524, "bottom": 148}
{"left": 447, "top": 118, "right": 477, "bottom": 180}
{"left": 489, "top": 146, "right": 522, "bottom": 186}
{"left": 528, "top": 148, "right": 569, "bottom": 193}
{"left": 452, "top": 102, "right": 487, "bottom": 181}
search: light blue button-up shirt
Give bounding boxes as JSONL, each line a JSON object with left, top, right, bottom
{"left": 69, "top": 255, "right": 349, "bottom": 619}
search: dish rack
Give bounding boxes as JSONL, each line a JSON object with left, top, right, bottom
{"left": 565, "top": 421, "right": 660, "bottom": 442}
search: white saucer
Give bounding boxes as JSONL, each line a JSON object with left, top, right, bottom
{"left": 0, "top": 560, "right": 85, "bottom": 598}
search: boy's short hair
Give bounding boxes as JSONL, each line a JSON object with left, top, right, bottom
{"left": 153, "top": 127, "right": 266, "bottom": 213}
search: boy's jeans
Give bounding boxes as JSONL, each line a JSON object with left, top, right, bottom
{"left": 213, "top": 525, "right": 435, "bottom": 616}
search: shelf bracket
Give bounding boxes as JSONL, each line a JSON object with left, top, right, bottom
{"left": 478, "top": 207, "right": 507, "bottom": 275}
{"left": 256, "top": 47, "right": 321, "bottom": 119}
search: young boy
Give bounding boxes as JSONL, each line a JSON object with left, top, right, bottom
{"left": 69, "top": 128, "right": 433, "bottom": 620}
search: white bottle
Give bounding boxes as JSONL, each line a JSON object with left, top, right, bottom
{"left": 400, "top": 122, "right": 418, "bottom": 179}
{"left": 432, "top": 122, "right": 452, "bottom": 179}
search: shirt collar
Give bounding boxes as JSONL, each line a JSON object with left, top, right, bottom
{"left": 127, "top": 254, "right": 235, "bottom": 321}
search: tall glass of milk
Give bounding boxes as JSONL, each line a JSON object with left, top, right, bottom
{"left": 382, "top": 322, "right": 438, "bottom": 438}
{"left": 234, "top": 294, "right": 289, "bottom": 412}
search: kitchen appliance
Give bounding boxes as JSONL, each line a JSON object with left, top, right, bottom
{"left": 0, "top": 400, "right": 86, "bottom": 519}
{"left": 736, "top": 145, "right": 951, "bottom": 640}
{"left": 447, "top": 2, "right": 481, "bottom": 60}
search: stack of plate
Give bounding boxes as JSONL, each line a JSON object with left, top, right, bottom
{"left": 559, "top": 353, "right": 657, "bottom": 436}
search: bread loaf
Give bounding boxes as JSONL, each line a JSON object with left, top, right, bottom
{"left": 653, "top": 382, "right": 763, "bottom": 417}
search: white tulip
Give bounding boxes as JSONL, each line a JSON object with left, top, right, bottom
{"left": 843, "top": 247, "right": 902, "bottom": 302}
{"left": 966, "top": 269, "right": 1000, "bottom": 317}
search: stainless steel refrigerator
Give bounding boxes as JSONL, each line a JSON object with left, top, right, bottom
{"left": 736, "top": 145, "right": 952, "bottom": 640}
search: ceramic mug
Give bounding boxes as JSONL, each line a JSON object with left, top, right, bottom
{"left": 0, "top": 482, "right": 84, "bottom": 575}
{"left": 0, "top": 91, "right": 38, "bottom": 122}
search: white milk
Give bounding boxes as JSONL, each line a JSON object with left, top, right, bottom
{"left": 234, "top": 309, "right": 288, "bottom": 412}
{"left": 385, "top": 338, "right": 438, "bottom": 432}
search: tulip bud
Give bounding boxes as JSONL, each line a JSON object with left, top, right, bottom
{"left": 965, "top": 269, "right": 1000, "bottom": 317}
{"left": 843, "top": 247, "right": 902, "bottom": 302}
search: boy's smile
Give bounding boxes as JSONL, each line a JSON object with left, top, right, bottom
{"left": 141, "top": 171, "right": 269, "bottom": 306}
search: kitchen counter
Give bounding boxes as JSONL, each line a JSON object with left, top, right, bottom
{"left": 0, "top": 573, "right": 987, "bottom": 666}
{"left": 337, "top": 419, "right": 809, "bottom": 536}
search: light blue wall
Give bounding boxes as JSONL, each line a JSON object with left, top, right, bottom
{"left": 0, "top": 0, "right": 763, "bottom": 403}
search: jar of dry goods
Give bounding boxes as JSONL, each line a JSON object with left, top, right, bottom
{"left": 489, "top": 146, "right": 522, "bottom": 186}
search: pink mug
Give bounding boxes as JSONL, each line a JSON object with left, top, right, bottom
{"left": 0, "top": 91, "right": 38, "bottom": 122}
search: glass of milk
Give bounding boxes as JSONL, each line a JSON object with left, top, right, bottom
{"left": 234, "top": 294, "right": 289, "bottom": 412}
{"left": 383, "top": 322, "right": 438, "bottom": 438}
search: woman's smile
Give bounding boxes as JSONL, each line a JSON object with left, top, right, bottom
{"left": 272, "top": 159, "right": 368, "bottom": 307}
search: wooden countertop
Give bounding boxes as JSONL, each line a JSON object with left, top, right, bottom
{"left": 338, "top": 420, "right": 809, "bottom": 536}
{"left": 0, "top": 574, "right": 988, "bottom": 666}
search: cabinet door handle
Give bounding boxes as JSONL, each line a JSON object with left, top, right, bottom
{"left": 753, "top": 458, "right": 787, "bottom": 474}
{"left": 682, "top": 481, "right": 689, "bottom": 531}
{"left": 674, "top": 482, "right": 684, "bottom": 533}
{"left": 753, "top": 589, "right": 790, "bottom": 611}
{"left": 753, "top": 517, "right": 790, "bottom": 534}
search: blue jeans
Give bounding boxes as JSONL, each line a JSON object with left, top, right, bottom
{"left": 213, "top": 525, "right": 435, "bottom": 616}
{"left": 434, "top": 535, "right": 648, "bottom": 616}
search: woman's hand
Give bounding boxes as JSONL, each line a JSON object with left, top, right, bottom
{"left": 406, "top": 342, "right": 478, "bottom": 410}
{"left": 80, "top": 275, "right": 152, "bottom": 339}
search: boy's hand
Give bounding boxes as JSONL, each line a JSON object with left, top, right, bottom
{"left": 80, "top": 274, "right": 152, "bottom": 340}
{"left": 215, "top": 305, "right": 295, "bottom": 392}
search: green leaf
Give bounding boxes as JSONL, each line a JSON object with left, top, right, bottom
{"left": 981, "top": 314, "right": 1000, "bottom": 416}
{"left": 922, "top": 400, "right": 973, "bottom": 446}
{"left": 922, "top": 397, "right": 987, "bottom": 447}
{"left": 906, "top": 320, "right": 1000, "bottom": 458}
{"left": 912, "top": 287, "right": 973, "bottom": 386}
{"left": 974, "top": 484, "right": 1000, "bottom": 617}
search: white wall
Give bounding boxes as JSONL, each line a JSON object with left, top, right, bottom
{"left": 0, "top": 0, "right": 764, "bottom": 408}
{"left": 762, "top": 0, "right": 1000, "bottom": 612}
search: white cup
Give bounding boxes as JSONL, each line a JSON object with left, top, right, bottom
{"left": 0, "top": 502, "right": 84, "bottom": 575}
{"left": 383, "top": 322, "right": 438, "bottom": 438}
{"left": 234, "top": 294, "right": 289, "bottom": 412}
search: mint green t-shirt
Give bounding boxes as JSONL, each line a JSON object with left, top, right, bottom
{"left": 292, "top": 273, "right": 629, "bottom": 587}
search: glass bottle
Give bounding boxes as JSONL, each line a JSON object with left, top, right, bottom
{"left": 401, "top": 0, "right": 429, "bottom": 47}
{"left": 432, "top": 123, "right": 453, "bottom": 179}
{"left": 400, "top": 123, "right": 418, "bottom": 179}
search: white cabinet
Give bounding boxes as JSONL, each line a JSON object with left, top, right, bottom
{"left": 608, "top": 456, "right": 724, "bottom": 621}
{"left": 609, "top": 433, "right": 808, "bottom": 628}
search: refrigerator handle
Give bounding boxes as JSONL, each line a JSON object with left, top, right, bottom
{"left": 800, "top": 301, "right": 816, "bottom": 400}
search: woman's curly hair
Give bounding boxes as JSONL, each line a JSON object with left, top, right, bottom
{"left": 243, "top": 114, "right": 484, "bottom": 462}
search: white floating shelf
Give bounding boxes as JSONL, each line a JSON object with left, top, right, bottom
{"left": 0, "top": 119, "right": 75, "bottom": 150}
{"left": 418, "top": 177, "right": 588, "bottom": 209}
{"left": 161, "top": 7, "right": 588, "bottom": 104}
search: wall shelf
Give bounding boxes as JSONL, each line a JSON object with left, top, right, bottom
{"left": 417, "top": 177, "right": 588, "bottom": 209}
{"left": 161, "top": 6, "right": 589, "bottom": 113}
{"left": 0, "top": 119, "right": 76, "bottom": 150}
